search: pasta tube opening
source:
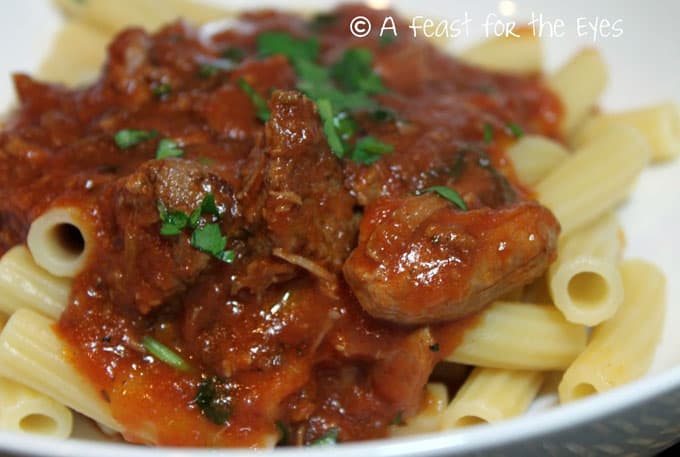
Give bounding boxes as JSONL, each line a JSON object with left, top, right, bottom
{"left": 567, "top": 382, "right": 598, "bottom": 401}
{"left": 567, "top": 271, "right": 610, "bottom": 309}
{"left": 453, "top": 415, "right": 487, "bottom": 427}
{"left": 27, "top": 207, "right": 92, "bottom": 278}
{"left": 18, "top": 413, "right": 59, "bottom": 436}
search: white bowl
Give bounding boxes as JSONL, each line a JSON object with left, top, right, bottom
{"left": 1, "top": 0, "right": 679, "bottom": 455}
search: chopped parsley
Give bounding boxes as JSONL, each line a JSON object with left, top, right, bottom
{"left": 331, "top": 48, "right": 386, "bottom": 94}
{"left": 155, "top": 138, "right": 184, "bottom": 159}
{"left": 507, "top": 122, "right": 524, "bottom": 138}
{"left": 429, "top": 343, "right": 440, "bottom": 352}
{"left": 308, "top": 13, "right": 337, "bottom": 31}
{"left": 351, "top": 136, "right": 394, "bottom": 164}
{"left": 418, "top": 186, "right": 468, "bottom": 211}
{"left": 333, "top": 112, "right": 358, "bottom": 141}
{"left": 195, "top": 377, "right": 233, "bottom": 425}
{"left": 191, "top": 223, "right": 227, "bottom": 257}
{"left": 309, "top": 428, "right": 339, "bottom": 446}
{"left": 198, "top": 64, "right": 219, "bottom": 78}
{"left": 276, "top": 421, "right": 289, "bottom": 445}
{"left": 157, "top": 193, "right": 235, "bottom": 263}
{"left": 391, "top": 410, "right": 405, "bottom": 425}
{"left": 142, "top": 336, "right": 191, "bottom": 372}
{"left": 483, "top": 123, "right": 494, "bottom": 144}
{"left": 379, "top": 32, "right": 398, "bottom": 47}
{"left": 318, "top": 98, "right": 345, "bottom": 156}
{"left": 113, "top": 129, "right": 158, "bottom": 149}
{"left": 157, "top": 200, "right": 189, "bottom": 236}
{"left": 221, "top": 46, "right": 245, "bottom": 63}
{"left": 197, "top": 157, "right": 215, "bottom": 166}
{"left": 152, "top": 83, "right": 171, "bottom": 98}
{"left": 257, "top": 31, "right": 320, "bottom": 63}
{"left": 256, "top": 31, "right": 394, "bottom": 164}
{"left": 238, "top": 78, "right": 271, "bottom": 122}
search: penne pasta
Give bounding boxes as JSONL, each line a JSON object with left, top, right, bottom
{"left": 0, "top": 309, "right": 121, "bottom": 432}
{"left": 548, "top": 48, "right": 608, "bottom": 134}
{"left": 446, "top": 302, "right": 587, "bottom": 371}
{"left": 548, "top": 212, "right": 624, "bottom": 326}
{"left": 0, "top": 377, "right": 73, "bottom": 438}
{"left": 535, "top": 125, "right": 651, "bottom": 236}
{"left": 389, "top": 383, "right": 449, "bottom": 436}
{"left": 558, "top": 260, "right": 666, "bottom": 402}
{"left": 38, "top": 20, "right": 110, "bottom": 87}
{"left": 54, "top": 0, "right": 228, "bottom": 34}
{"left": 0, "top": 245, "right": 72, "bottom": 319}
{"left": 506, "top": 135, "right": 569, "bottom": 185}
{"left": 459, "top": 32, "right": 542, "bottom": 75}
{"left": 440, "top": 367, "right": 543, "bottom": 428}
{"left": 571, "top": 103, "right": 680, "bottom": 162}
{"left": 26, "top": 207, "right": 94, "bottom": 279}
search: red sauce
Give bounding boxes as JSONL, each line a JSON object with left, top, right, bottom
{"left": 0, "top": 4, "right": 561, "bottom": 447}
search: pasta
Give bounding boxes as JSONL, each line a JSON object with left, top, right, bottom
{"left": 506, "top": 135, "right": 569, "bottom": 185}
{"left": 0, "top": 245, "right": 71, "bottom": 319}
{"left": 535, "top": 124, "right": 651, "bottom": 236}
{"left": 440, "top": 367, "right": 544, "bottom": 428}
{"left": 389, "top": 383, "right": 449, "bottom": 436}
{"left": 547, "top": 212, "right": 624, "bottom": 326}
{"left": 0, "top": 309, "right": 121, "bottom": 432}
{"left": 0, "top": 377, "right": 73, "bottom": 438}
{"left": 446, "top": 302, "right": 587, "bottom": 371}
{"left": 26, "top": 207, "right": 93, "bottom": 279}
{"left": 54, "top": 0, "right": 227, "bottom": 34}
{"left": 0, "top": 0, "right": 675, "bottom": 448}
{"left": 571, "top": 103, "right": 680, "bottom": 162}
{"left": 547, "top": 48, "right": 608, "bottom": 134}
{"left": 459, "top": 32, "right": 542, "bottom": 75}
{"left": 559, "top": 260, "right": 666, "bottom": 402}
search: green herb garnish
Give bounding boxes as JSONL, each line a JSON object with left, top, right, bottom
{"left": 142, "top": 336, "right": 191, "bottom": 372}
{"left": 318, "top": 98, "right": 345, "bottom": 157}
{"left": 391, "top": 410, "right": 405, "bottom": 425}
{"left": 221, "top": 46, "right": 245, "bottom": 63}
{"left": 152, "top": 83, "right": 171, "bottom": 98}
{"left": 276, "top": 421, "right": 289, "bottom": 445}
{"left": 195, "top": 377, "right": 233, "bottom": 425}
{"left": 155, "top": 138, "right": 184, "bottom": 159}
{"left": 308, "top": 13, "right": 337, "bottom": 31}
{"left": 191, "top": 223, "right": 227, "bottom": 257}
{"left": 257, "top": 31, "right": 320, "bottom": 63}
{"left": 113, "top": 129, "right": 158, "bottom": 149}
{"left": 429, "top": 343, "right": 440, "bottom": 352}
{"left": 197, "top": 157, "right": 215, "bottom": 166}
{"left": 157, "top": 200, "right": 189, "bottom": 235}
{"left": 255, "top": 32, "right": 393, "bottom": 164}
{"left": 238, "top": 78, "right": 270, "bottom": 122}
{"left": 507, "top": 122, "right": 524, "bottom": 139}
{"left": 158, "top": 194, "right": 235, "bottom": 262}
{"left": 309, "top": 428, "right": 339, "bottom": 446}
{"left": 483, "top": 123, "right": 494, "bottom": 144}
{"left": 379, "top": 32, "right": 398, "bottom": 47}
{"left": 418, "top": 186, "right": 468, "bottom": 211}
{"left": 331, "top": 48, "right": 386, "bottom": 94}
{"left": 351, "top": 136, "right": 394, "bottom": 164}
{"left": 198, "top": 64, "right": 219, "bottom": 78}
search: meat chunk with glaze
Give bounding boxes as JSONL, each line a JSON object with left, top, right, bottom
{"left": 240, "top": 90, "right": 357, "bottom": 274}
{"left": 105, "top": 159, "right": 240, "bottom": 314}
{"left": 343, "top": 194, "right": 560, "bottom": 324}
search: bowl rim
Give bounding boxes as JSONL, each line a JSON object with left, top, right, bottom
{"left": 2, "top": 365, "right": 680, "bottom": 457}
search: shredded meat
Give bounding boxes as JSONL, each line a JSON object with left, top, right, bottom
{"left": 106, "top": 159, "right": 240, "bottom": 314}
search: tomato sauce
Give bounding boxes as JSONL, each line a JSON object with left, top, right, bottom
{"left": 0, "top": 4, "right": 561, "bottom": 447}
